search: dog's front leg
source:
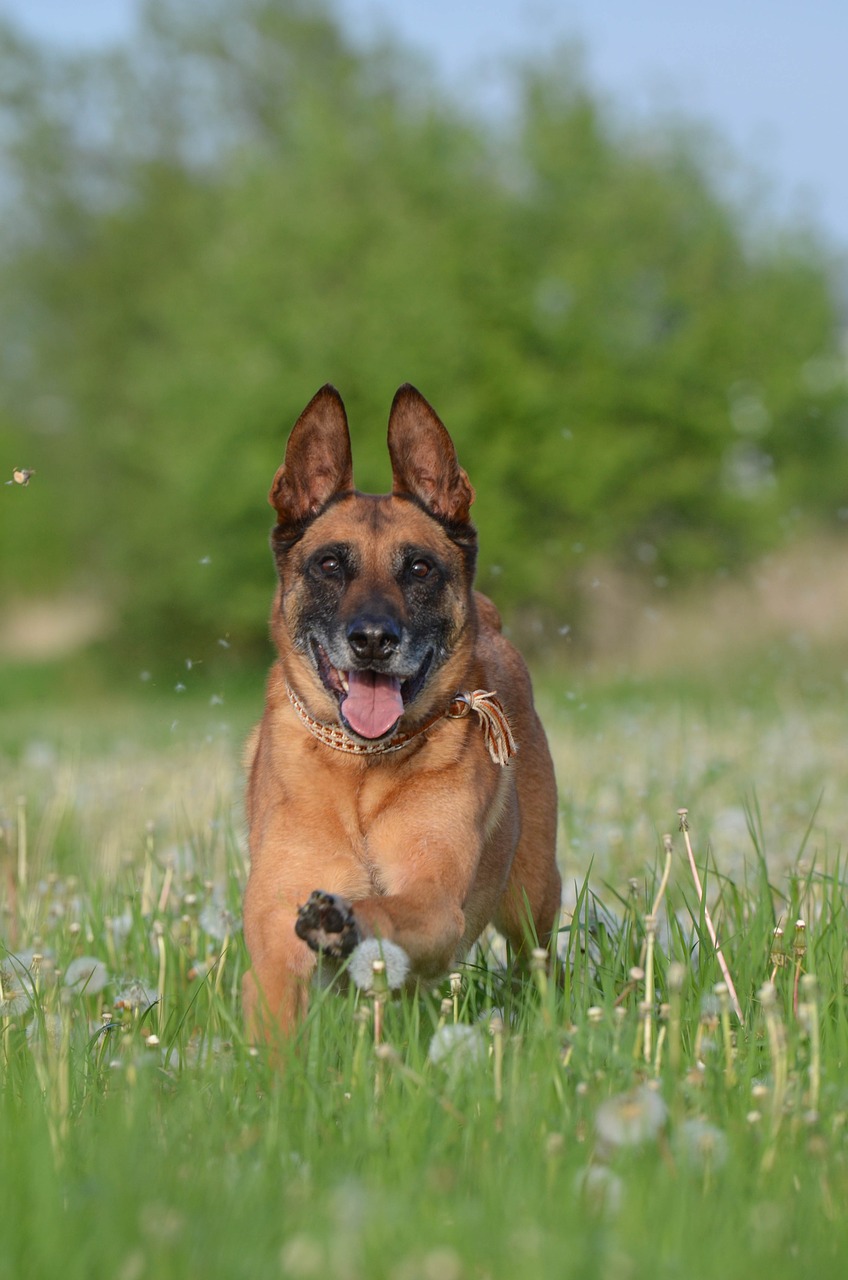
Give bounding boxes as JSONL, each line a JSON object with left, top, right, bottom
{"left": 295, "top": 792, "right": 499, "bottom": 978}
{"left": 243, "top": 923, "right": 317, "bottom": 1043}
{"left": 295, "top": 883, "right": 465, "bottom": 979}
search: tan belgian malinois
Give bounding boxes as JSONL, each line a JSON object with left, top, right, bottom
{"left": 242, "top": 384, "right": 561, "bottom": 1038}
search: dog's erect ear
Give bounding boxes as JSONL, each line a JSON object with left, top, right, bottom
{"left": 270, "top": 386, "right": 354, "bottom": 539}
{"left": 387, "top": 385, "right": 474, "bottom": 526}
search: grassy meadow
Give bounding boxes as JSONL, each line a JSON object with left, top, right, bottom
{"left": 1, "top": 644, "right": 848, "bottom": 1280}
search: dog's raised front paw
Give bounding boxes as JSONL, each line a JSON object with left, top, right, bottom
{"left": 295, "top": 890, "right": 360, "bottom": 958}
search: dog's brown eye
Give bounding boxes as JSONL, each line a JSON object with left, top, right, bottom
{"left": 410, "top": 559, "right": 431, "bottom": 579}
{"left": 319, "top": 555, "right": 341, "bottom": 576}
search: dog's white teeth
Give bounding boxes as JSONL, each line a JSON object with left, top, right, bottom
{"left": 340, "top": 674, "right": 349, "bottom": 693}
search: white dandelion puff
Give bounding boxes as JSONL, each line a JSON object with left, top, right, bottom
{"left": 574, "top": 1164, "right": 624, "bottom": 1216}
{"left": 0, "top": 968, "right": 33, "bottom": 1017}
{"left": 199, "top": 901, "right": 240, "bottom": 941}
{"left": 63, "top": 956, "right": 110, "bottom": 996}
{"left": 348, "top": 938, "right": 410, "bottom": 991}
{"left": 427, "top": 1023, "right": 487, "bottom": 1072}
{"left": 113, "top": 981, "right": 158, "bottom": 1012}
{"left": 595, "top": 1085, "right": 667, "bottom": 1151}
{"left": 673, "top": 1119, "right": 729, "bottom": 1172}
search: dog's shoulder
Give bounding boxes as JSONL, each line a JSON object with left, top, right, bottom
{"left": 473, "top": 590, "right": 503, "bottom": 635}
{"left": 473, "top": 590, "right": 536, "bottom": 707}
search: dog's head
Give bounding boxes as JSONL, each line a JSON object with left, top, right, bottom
{"left": 268, "top": 385, "right": 479, "bottom": 742}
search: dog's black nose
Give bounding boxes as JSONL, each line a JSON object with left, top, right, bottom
{"left": 346, "top": 615, "right": 401, "bottom": 663}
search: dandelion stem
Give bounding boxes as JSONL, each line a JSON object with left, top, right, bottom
{"left": 214, "top": 937, "right": 230, "bottom": 997}
{"left": 667, "top": 963, "right": 685, "bottom": 1074}
{"left": 156, "top": 925, "right": 167, "bottom": 1035}
{"left": 490, "top": 1011, "right": 504, "bottom": 1105}
{"left": 450, "top": 971, "right": 462, "bottom": 1024}
{"left": 16, "top": 794, "right": 27, "bottom": 891}
{"left": 651, "top": 836, "right": 674, "bottom": 918}
{"left": 643, "top": 915, "right": 656, "bottom": 1064}
{"left": 530, "top": 949, "right": 552, "bottom": 1029}
{"left": 371, "top": 959, "right": 388, "bottom": 1098}
{"left": 715, "top": 982, "right": 736, "bottom": 1086}
{"left": 759, "top": 982, "right": 787, "bottom": 1158}
{"left": 678, "top": 809, "right": 744, "bottom": 1024}
{"left": 792, "top": 920, "right": 806, "bottom": 1019}
{"left": 800, "top": 974, "right": 820, "bottom": 1113}
{"left": 653, "top": 1023, "right": 666, "bottom": 1075}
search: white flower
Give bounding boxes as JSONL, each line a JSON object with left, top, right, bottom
{"left": 348, "top": 938, "right": 410, "bottom": 991}
{"left": 595, "top": 1085, "right": 667, "bottom": 1150}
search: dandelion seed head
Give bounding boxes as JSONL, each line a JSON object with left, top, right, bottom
{"left": 109, "top": 911, "right": 134, "bottom": 946}
{"left": 595, "top": 1085, "right": 667, "bottom": 1150}
{"left": 280, "top": 1234, "right": 324, "bottom": 1278}
{"left": 758, "top": 982, "right": 778, "bottom": 1007}
{"left": 114, "top": 981, "right": 157, "bottom": 1012}
{"left": 574, "top": 1164, "right": 623, "bottom": 1216}
{"left": 348, "top": 938, "right": 410, "bottom": 990}
{"left": 199, "top": 901, "right": 239, "bottom": 941}
{"left": 64, "top": 956, "right": 110, "bottom": 995}
{"left": 0, "top": 969, "right": 33, "bottom": 1017}
{"left": 427, "top": 1023, "right": 487, "bottom": 1071}
{"left": 673, "top": 1119, "right": 729, "bottom": 1171}
{"left": 27, "top": 1012, "right": 63, "bottom": 1053}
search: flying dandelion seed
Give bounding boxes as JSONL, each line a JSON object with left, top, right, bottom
{"left": 198, "top": 555, "right": 211, "bottom": 565}
{"left": 595, "top": 1085, "right": 667, "bottom": 1150}
{"left": 63, "top": 956, "right": 110, "bottom": 995}
{"left": 348, "top": 938, "right": 410, "bottom": 990}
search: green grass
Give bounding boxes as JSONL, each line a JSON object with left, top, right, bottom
{"left": 2, "top": 671, "right": 848, "bottom": 1280}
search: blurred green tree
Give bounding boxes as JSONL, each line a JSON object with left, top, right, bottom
{"left": 0, "top": 0, "right": 845, "bottom": 669}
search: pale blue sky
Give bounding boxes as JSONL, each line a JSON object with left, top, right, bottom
{"left": 1, "top": 0, "right": 845, "bottom": 249}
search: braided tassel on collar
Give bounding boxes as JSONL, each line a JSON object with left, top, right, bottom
{"left": 445, "top": 690, "right": 517, "bottom": 766}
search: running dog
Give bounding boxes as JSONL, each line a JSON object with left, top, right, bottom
{"left": 242, "top": 384, "right": 561, "bottom": 1037}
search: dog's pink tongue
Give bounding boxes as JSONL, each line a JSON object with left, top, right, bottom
{"left": 341, "top": 670, "right": 404, "bottom": 739}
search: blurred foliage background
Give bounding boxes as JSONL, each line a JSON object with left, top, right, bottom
{"left": 1, "top": 0, "right": 847, "bottom": 689}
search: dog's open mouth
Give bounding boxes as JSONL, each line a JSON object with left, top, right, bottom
{"left": 311, "top": 641, "right": 433, "bottom": 741}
